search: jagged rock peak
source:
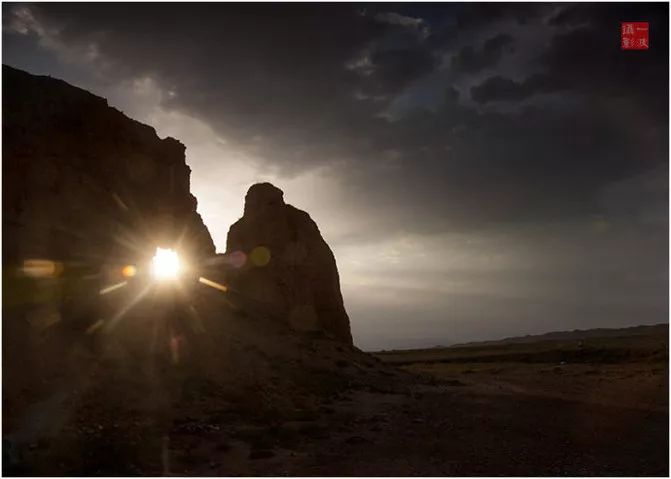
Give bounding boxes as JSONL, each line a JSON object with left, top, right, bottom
{"left": 226, "top": 183, "right": 353, "bottom": 344}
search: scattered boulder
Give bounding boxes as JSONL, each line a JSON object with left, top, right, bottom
{"left": 225, "top": 183, "right": 353, "bottom": 344}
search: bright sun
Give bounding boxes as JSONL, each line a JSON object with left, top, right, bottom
{"left": 151, "top": 247, "right": 181, "bottom": 280}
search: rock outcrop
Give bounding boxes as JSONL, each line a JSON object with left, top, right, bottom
{"left": 2, "top": 67, "right": 382, "bottom": 477}
{"left": 225, "top": 183, "right": 353, "bottom": 344}
{"left": 3, "top": 65, "right": 215, "bottom": 268}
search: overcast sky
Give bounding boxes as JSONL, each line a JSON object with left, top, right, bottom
{"left": 4, "top": 3, "right": 668, "bottom": 350}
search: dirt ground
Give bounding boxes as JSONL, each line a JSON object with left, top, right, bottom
{"left": 4, "top": 292, "right": 668, "bottom": 477}
{"left": 176, "top": 362, "right": 668, "bottom": 476}
{"left": 168, "top": 333, "right": 669, "bottom": 476}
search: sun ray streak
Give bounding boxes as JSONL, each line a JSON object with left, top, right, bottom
{"left": 103, "top": 283, "right": 153, "bottom": 333}
{"left": 85, "top": 319, "right": 105, "bottom": 335}
{"left": 99, "top": 281, "right": 128, "bottom": 295}
{"left": 198, "top": 276, "right": 228, "bottom": 293}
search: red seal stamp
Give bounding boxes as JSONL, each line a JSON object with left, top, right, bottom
{"left": 621, "top": 22, "right": 649, "bottom": 50}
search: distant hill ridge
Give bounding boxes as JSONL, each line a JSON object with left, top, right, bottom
{"left": 452, "top": 323, "right": 668, "bottom": 348}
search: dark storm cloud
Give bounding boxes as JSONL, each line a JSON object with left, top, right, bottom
{"left": 449, "top": 2, "right": 547, "bottom": 29}
{"left": 470, "top": 73, "right": 563, "bottom": 103}
{"left": 547, "top": 4, "right": 595, "bottom": 27}
{"left": 451, "top": 33, "right": 515, "bottom": 73}
{"left": 355, "top": 47, "right": 439, "bottom": 99}
{"left": 3, "top": 2, "right": 668, "bottom": 237}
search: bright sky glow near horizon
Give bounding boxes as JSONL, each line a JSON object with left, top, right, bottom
{"left": 4, "top": 3, "right": 668, "bottom": 350}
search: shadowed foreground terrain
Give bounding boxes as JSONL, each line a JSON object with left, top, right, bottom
{"left": 5, "top": 317, "right": 668, "bottom": 476}
{"left": 372, "top": 325, "right": 668, "bottom": 476}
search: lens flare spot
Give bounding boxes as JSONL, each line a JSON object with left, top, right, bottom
{"left": 249, "top": 246, "right": 271, "bottom": 267}
{"left": 229, "top": 250, "right": 247, "bottom": 269}
{"left": 22, "top": 259, "right": 62, "bottom": 278}
{"left": 122, "top": 265, "right": 137, "bottom": 278}
{"left": 593, "top": 219, "right": 610, "bottom": 233}
{"left": 170, "top": 335, "right": 182, "bottom": 364}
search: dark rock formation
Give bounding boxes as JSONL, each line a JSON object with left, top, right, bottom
{"left": 2, "top": 67, "right": 386, "bottom": 477}
{"left": 225, "top": 183, "right": 353, "bottom": 344}
{"left": 3, "top": 65, "right": 215, "bottom": 269}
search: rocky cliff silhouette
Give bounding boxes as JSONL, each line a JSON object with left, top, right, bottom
{"left": 2, "top": 66, "right": 373, "bottom": 475}
{"left": 3, "top": 64, "right": 352, "bottom": 344}
{"left": 3, "top": 65, "right": 215, "bottom": 268}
